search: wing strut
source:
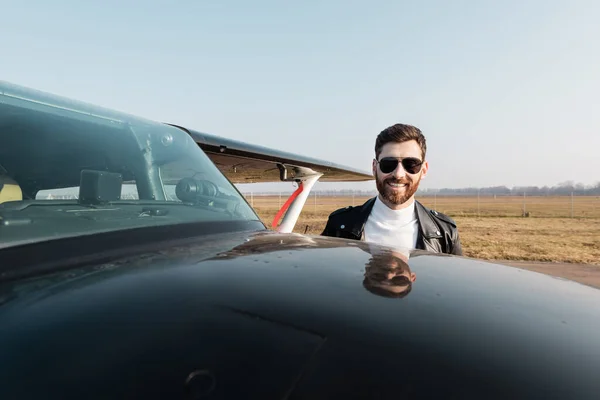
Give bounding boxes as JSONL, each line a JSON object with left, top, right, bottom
{"left": 271, "top": 182, "right": 303, "bottom": 229}
{"left": 272, "top": 167, "right": 322, "bottom": 233}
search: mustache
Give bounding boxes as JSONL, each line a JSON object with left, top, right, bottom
{"left": 384, "top": 177, "right": 412, "bottom": 185}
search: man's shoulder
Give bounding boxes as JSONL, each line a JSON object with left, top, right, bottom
{"left": 416, "top": 201, "right": 458, "bottom": 228}
{"left": 327, "top": 205, "right": 360, "bottom": 221}
{"left": 429, "top": 209, "right": 458, "bottom": 228}
{"left": 326, "top": 197, "right": 375, "bottom": 220}
{"left": 328, "top": 205, "right": 355, "bottom": 218}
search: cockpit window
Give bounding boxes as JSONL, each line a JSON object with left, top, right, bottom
{"left": 0, "top": 83, "right": 261, "bottom": 248}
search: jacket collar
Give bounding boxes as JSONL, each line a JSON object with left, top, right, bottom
{"left": 414, "top": 201, "right": 443, "bottom": 239}
{"left": 350, "top": 197, "right": 376, "bottom": 239}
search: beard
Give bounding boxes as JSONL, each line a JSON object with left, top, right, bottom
{"left": 375, "top": 171, "right": 420, "bottom": 206}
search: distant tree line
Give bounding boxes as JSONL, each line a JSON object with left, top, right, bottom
{"left": 418, "top": 181, "right": 600, "bottom": 196}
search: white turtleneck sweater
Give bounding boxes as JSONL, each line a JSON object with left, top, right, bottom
{"left": 363, "top": 196, "right": 419, "bottom": 250}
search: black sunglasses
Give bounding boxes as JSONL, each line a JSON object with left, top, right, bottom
{"left": 377, "top": 157, "right": 423, "bottom": 174}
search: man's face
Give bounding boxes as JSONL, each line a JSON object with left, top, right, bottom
{"left": 372, "top": 140, "right": 428, "bottom": 209}
{"left": 363, "top": 249, "right": 416, "bottom": 298}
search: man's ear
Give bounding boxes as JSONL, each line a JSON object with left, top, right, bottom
{"left": 420, "top": 160, "right": 429, "bottom": 179}
{"left": 372, "top": 159, "right": 377, "bottom": 177}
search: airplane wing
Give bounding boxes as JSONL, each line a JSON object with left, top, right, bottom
{"left": 171, "top": 126, "right": 374, "bottom": 184}
{"left": 168, "top": 127, "right": 374, "bottom": 232}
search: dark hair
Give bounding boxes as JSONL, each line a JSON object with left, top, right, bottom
{"left": 375, "top": 123, "right": 427, "bottom": 161}
{"left": 363, "top": 277, "right": 413, "bottom": 299}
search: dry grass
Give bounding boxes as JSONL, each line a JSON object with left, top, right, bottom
{"left": 418, "top": 195, "right": 600, "bottom": 219}
{"left": 452, "top": 217, "right": 600, "bottom": 264}
{"left": 246, "top": 195, "right": 600, "bottom": 265}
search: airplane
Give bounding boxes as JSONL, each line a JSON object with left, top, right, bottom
{"left": 0, "top": 80, "right": 599, "bottom": 399}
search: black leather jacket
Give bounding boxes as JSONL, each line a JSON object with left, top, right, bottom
{"left": 321, "top": 197, "right": 463, "bottom": 255}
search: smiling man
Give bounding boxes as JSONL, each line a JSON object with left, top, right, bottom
{"left": 321, "top": 123, "right": 463, "bottom": 255}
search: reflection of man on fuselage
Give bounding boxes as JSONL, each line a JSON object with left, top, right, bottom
{"left": 363, "top": 245, "right": 416, "bottom": 299}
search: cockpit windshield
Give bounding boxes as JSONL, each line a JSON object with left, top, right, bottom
{"left": 0, "top": 82, "right": 262, "bottom": 248}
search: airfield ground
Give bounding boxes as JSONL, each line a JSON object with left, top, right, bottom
{"left": 246, "top": 195, "right": 600, "bottom": 288}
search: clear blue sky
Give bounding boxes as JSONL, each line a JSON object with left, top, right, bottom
{"left": 2, "top": 0, "right": 599, "bottom": 192}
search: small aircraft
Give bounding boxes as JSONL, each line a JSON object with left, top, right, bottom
{"left": 0, "top": 80, "right": 599, "bottom": 399}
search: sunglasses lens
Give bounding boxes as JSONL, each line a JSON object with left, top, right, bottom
{"left": 379, "top": 158, "right": 399, "bottom": 173}
{"left": 402, "top": 158, "right": 423, "bottom": 174}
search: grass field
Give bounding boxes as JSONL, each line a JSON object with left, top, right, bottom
{"left": 245, "top": 195, "right": 600, "bottom": 265}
